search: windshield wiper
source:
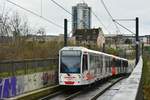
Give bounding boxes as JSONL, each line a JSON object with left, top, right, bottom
{"left": 67, "top": 73, "right": 70, "bottom": 76}
{"left": 63, "top": 65, "right": 70, "bottom": 76}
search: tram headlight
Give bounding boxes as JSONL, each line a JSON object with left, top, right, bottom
{"left": 59, "top": 75, "right": 62, "bottom": 80}
{"left": 78, "top": 75, "right": 81, "bottom": 78}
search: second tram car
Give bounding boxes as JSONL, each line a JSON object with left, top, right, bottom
{"left": 59, "top": 46, "right": 128, "bottom": 86}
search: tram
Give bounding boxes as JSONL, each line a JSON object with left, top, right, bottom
{"left": 59, "top": 46, "right": 128, "bottom": 86}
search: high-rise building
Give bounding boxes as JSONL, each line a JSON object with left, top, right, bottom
{"left": 72, "top": 3, "right": 91, "bottom": 33}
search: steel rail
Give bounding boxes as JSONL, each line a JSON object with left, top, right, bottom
{"left": 65, "top": 90, "right": 83, "bottom": 100}
{"left": 39, "top": 91, "right": 64, "bottom": 100}
{"left": 91, "top": 77, "right": 124, "bottom": 100}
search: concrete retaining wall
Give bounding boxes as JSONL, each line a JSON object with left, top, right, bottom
{"left": 0, "top": 70, "right": 56, "bottom": 99}
{"left": 112, "top": 56, "right": 143, "bottom": 100}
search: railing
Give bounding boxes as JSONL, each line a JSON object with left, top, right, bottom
{"left": 0, "top": 58, "right": 58, "bottom": 77}
{"left": 112, "top": 56, "right": 143, "bottom": 100}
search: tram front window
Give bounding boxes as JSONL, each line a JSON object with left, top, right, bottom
{"left": 60, "top": 54, "right": 81, "bottom": 73}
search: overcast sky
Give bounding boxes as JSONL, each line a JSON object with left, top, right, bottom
{"left": 0, "top": 0, "right": 150, "bottom": 36}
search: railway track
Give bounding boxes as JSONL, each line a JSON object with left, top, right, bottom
{"left": 39, "top": 91, "right": 64, "bottom": 100}
{"left": 39, "top": 77, "right": 126, "bottom": 100}
{"left": 90, "top": 77, "right": 124, "bottom": 100}
{"left": 71, "top": 77, "right": 125, "bottom": 100}
{"left": 39, "top": 86, "right": 83, "bottom": 100}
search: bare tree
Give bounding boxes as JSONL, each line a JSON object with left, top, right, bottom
{"left": 21, "top": 17, "right": 31, "bottom": 36}
{"left": 8, "top": 12, "right": 32, "bottom": 42}
{"left": 0, "top": 7, "right": 11, "bottom": 37}
{"left": 36, "top": 27, "right": 46, "bottom": 42}
{"left": 10, "top": 12, "right": 22, "bottom": 38}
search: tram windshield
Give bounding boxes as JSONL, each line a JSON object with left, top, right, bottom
{"left": 60, "top": 50, "right": 81, "bottom": 73}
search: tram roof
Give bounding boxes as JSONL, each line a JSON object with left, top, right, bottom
{"left": 60, "top": 46, "right": 128, "bottom": 61}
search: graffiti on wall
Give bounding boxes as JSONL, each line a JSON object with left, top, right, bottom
{"left": 0, "top": 70, "right": 56, "bottom": 99}
{"left": 42, "top": 72, "right": 48, "bottom": 85}
{"left": 41, "top": 71, "right": 56, "bottom": 85}
{"left": 0, "top": 77, "right": 16, "bottom": 99}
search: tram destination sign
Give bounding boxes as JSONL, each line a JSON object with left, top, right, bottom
{"left": 61, "top": 50, "right": 81, "bottom": 56}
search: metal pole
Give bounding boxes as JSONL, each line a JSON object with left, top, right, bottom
{"left": 64, "top": 19, "right": 67, "bottom": 46}
{"left": 135, "top": 17, "right": 139, "bottom": 65}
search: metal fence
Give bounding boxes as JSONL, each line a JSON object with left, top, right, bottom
{"left": 0, "top": 58, "right": 58, "bottom": 77}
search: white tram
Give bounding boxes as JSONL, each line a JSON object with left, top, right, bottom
{"left": 59, "top": 46, "right": 128, "bottom": 86}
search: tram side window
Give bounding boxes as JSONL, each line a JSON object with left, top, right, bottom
{"left": 119, "top": 60, "right": 121, "bottom": 67}
{"left": 115, "top": 59, "right": 117, "bottom": 67}
{"left": 120, "top": 60, "right": 122, "bottom": 68}
{"left": 125, "top": 61, "right": 128, "bottom": 67}
{"left": 109, "top": 57, "right": 111, "bottom": 72}
{"left": 97, "top": 55, "right": 100, "bottom": 68}
{"left": 82, "top": 54, "right": 88, "bottom": 72}
{"left": 112, "top": 58, "right": 116, "bottom": 67}
{"left": 93, "top": 56, "right": 96, "bottom": 68}
{"left": 116, "top": 59, "right": 120, "bottom": 67}
{"left": 105, "top": 56, "right": 108, "bottom": 72}
{"left": 124, "top": 61, "right": 126, "bottom": 67}
{"left": 122, "top": 61, "right": 125, "bottom": 67}
{"left": 90, "top": 54, "right": 97, "bottom": 69}
{"left": 95, "top": 56, "right": 99, "bottom": 68}
{"left": 89, "top": 54, "right": 94, "bottom": 69}
{"left": 94, "top": 55, "right": 97, "bottom": 68}
{"left": 107, "top": 57, "right": 109, "bottom": 69}
{"left": 100, "top": 55, "right": 103, "bottom": 72}
{"left": 106, "top": 57, "right": 109, "bottom": 71}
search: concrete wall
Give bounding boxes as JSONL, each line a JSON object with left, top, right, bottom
{"left": 112, "top": 56, "right": 143, "bottom": 100}
{"left": 0, "top": 70, "right": 56, "bottom": 99}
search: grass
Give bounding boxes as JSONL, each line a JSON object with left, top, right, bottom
{"left": 142, "top": 47, "right": 150, "bottom": 100}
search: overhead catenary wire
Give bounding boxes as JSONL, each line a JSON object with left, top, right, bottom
{"left": 49, "top": 0, "right": 91, "bottom": 30}
{"left": 100, "top": 0, "right": 113, "bottom": 20}
{"left": 113, "top": 19, "right": 135, "bottom": 22}
{"left": 6, "top": 0, "right": 64, "bottom": 29}
{"left": 41, "top": 0, "right": 42, "bottom": 16}
{"left": 100, "top": 0, "right": 121, "bottom": 34}
{"left": 82, "top": 0, "right": 110, "bottom": 34}
{"left": 50, "top": 0, "right": 72, "bottom": 15}
{"left": 91, "top": 11, "right": 107, "bottom": 30}
{"left": 106, "top": 22, "right": 113, "bottom": 30}
{"left": 49, "top": 0, "right": 72, "bottom": 23}
{"left": 113, "top": 18, "right": 136, "bottom": 35}
{"left": 113, "top": 20, "right": 135, "bottom": 34}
